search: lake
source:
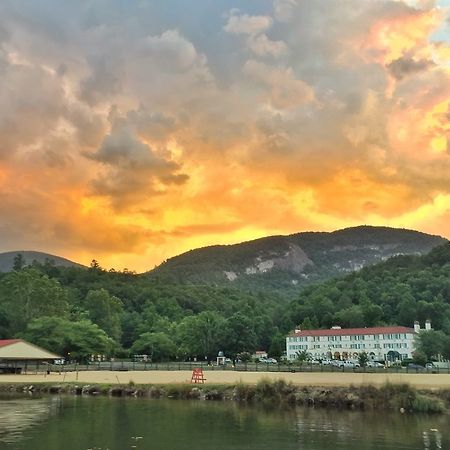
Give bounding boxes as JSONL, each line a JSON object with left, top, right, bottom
{"left": 0, "top": 395, "right": 447, "bottom": 449}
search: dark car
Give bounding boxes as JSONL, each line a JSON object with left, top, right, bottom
{"left": 408, "top": 363, "right": 425, "bottom": 371}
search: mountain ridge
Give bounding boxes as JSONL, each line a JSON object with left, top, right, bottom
{"left": 147, "top": 225, "right": 447, "bottom": 292}
{"left": 0, "top": 227, "right": 446, "bottom": 286}
{"left": 0, "top": 251, "right": 84, "bottom": 273}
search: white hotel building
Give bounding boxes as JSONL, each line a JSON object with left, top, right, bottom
{"left": 286, "top": 321, "right": 431, "bottom": 362}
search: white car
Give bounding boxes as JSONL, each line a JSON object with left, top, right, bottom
{"left": 337, "top": 360, "right": 360, "bottom": 369}
{"left": 367, "top": 361, "right": 384, "bottom": 368}
{"left": 320, "top": 359, "right": 333, "bottom": 365}
{"left": 260, "top": 357, "right": 277, "bottom": 364}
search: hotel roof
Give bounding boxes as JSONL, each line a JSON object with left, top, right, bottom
{"left": 289, "top": 326, "right": 415, "bottom": 337}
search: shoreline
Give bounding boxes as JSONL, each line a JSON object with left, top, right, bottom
{"left": 1, "top": 371, "right": 449, "bottom": 414}
{"left": 1, "top": 370, "right": 450, "bottom": 388}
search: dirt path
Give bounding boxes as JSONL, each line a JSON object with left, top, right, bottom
{"left": 1, "top": 371, "right": 450, "bottom": 389}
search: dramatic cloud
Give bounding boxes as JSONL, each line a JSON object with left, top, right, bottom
{"left": 386, "top": 55, "right": 435, "bottom": 79}
{"left": 87, "top": 124, "right": 188, "bottom": 208}
{"left": 0, "top": 0, "right": 448, "bottom": 271}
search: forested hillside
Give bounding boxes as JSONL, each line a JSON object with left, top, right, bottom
{"left": 0, "top": 259, "right": 287, "bottom": 361}
{"left": 0, "top": 241, "right": 449, "bottom": 363}
{"left": 149, "top": 226, "right": 446, "bottom": 293}
{"left": 287, "top": 243, "right": 450, "bottom": 333}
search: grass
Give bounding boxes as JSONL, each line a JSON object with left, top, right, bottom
{"left": 0, "top": 380, "right": 448, "bottom": 414}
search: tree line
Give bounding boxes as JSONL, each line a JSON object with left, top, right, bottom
{"left": 0, "top": 242, "right": 449, "bottom": 362}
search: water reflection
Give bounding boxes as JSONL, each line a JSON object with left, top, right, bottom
{"left": 0, "top": 396, "right": 61, "bottom": 444}
{"left": 0, "top": 396, "right": 448, "bottom": 450}
{"left": 292, "top": 408, "right": 448, "bottom": 450}
{"left": 423, "top": 429, "right": 442, "bottom": 449}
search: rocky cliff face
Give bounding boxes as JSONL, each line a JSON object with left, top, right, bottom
{"left": 148, "top": 226, "right": 447, "bottom": 292}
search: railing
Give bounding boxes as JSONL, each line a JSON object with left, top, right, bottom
{"left": 2, "top": 360, "right": 449, "bottom": 375}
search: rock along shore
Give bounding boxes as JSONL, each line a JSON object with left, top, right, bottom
{"left": 1, "top": 378, "right": 449, "bottom": 414}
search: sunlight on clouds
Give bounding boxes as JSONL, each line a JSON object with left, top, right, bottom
{"left": 0, "top": 0, "right": 449, "bottom": 271}
{"left": 369, "top": 193, "right": 450, "bottom": 234}
{"left": 367, "top": 9, "right": 441, "bottom": 64}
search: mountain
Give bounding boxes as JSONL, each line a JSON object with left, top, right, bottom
{"left": 0, "top": 251, "right": 84, "bottom": 272}
{"left": 148, "top": 226, "right": 447, "bottom": 292}
{"left": 287, "top": 241, "right": 450, "bottom": 332}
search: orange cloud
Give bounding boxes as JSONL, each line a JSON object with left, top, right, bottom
{"left": 0, "top": 0, "right": 449, "bottom": 272}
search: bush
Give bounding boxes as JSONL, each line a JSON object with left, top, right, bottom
{"left": 412, "top": 395, "right": 445, "bottom": 413}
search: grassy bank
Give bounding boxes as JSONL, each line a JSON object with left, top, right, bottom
{"left": 0, "top": 379, "right": 448, "bottom": 414}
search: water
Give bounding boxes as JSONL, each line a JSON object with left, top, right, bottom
{"left": 0, "top": 395, "right": 447, "bottom": 450}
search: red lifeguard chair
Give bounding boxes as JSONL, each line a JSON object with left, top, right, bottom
{"left": 191, "top": 368, "right": 206, "bottom": 384}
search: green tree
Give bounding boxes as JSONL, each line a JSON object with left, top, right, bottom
{"left": 300, "top": 317, "right": 314, "bottom": 330}
{"left": 176, "top": 311, "right": 225, "bottom": 359}
{"left": 412, "top": 350, "right": 427, "bottom": 366}
{"left": 84, "top": 289, "right": 123, "bottom": 342}
{"left": 131, "top": 332, "right": 177, "bottom": 362}
{"left": 222, "top": 312, "right": 257, "bottom": 357}
{"left": 268, "top": 332, "right": 286, "bottom": 358}
{"left": 333, "top": 305, "right": 365, "bottom": 328}
{"left": 0, "top": 268, "right": 69, "bottom": 334}
{"left": 358, "top": 351, "right": 369, "bottom": 368}
{"left": 13, "top": 253, "right": 26, "bottom": 271}
{"left": 295, "top": 350, "right": 310, "bottom": 365}
{"left": 415, "top": 330, "right": 447, "bottom": 361}
{"left": 236, "top": 351, "right": 252, "bottom": 362}
{"left": 22, "top": 316, "right": 114, "bottom": 361}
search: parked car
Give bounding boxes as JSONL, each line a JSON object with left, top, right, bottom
{"left": 320, "top": 359, "right": 333, "bottom": 365}
{"left": 259, "top": 357, "right": 277, "bottom": 364}
{"left": 337, "top": 360, "right": 360, "bottom": 369}
{"left": 367, "top": 361, "right": 385, "bottom": 368}
{"left": 408, "top": 363, "right": 425, "bottom": 371}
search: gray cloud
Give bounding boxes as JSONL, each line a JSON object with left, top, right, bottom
{"left": 386, "top": 56, "right": 435, "bottom": 80}
{"left": 87, "top": 125, "right": 188, "bottom": 207}
{"left": 0, "top": 0, "right": 449, "bottom": 264}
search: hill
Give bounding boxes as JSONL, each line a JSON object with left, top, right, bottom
{"left": 0, "top": 251, "right": 84, "bottom": 272}
{"left": 148, "top": 226, "right": 447, "bottom": 292}
{"left": 287, "top": 241, "right": 450, "bottom": 333}
{"left": 0, "top": 238, "right": 448, "bottom": 361}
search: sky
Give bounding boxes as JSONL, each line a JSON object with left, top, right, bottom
{"left": 0, "top": 0, "right": 449, "bottom": 272}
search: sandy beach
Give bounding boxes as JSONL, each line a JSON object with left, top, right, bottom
{"left": 1, "top": 370, "right": 450, "bottom": 389}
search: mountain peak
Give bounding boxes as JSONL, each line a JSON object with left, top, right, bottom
{"left": 0, "top": 251, "right": 83, "bottom": 272}
{"left": 148, "top": 226, "right": 446, "bottom": 292}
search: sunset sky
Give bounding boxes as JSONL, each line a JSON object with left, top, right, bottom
{"left": 0, "top": 0, "right": 449, "bottom": 272}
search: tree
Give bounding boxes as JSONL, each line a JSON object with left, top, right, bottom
{"left": 236, "top": 351, "right": 252, "bottom": 363}
{"left": 268, "top": 332, "right": 286, "bottom": 358}
{"left": 13, "top": 253, "right": 26, "bottom": 271}
{"left": 84, "top": 289, "right": 123, "bottom": 342}
{"left": 415, "top": 330, "right": 447, "bottom": 361}
{"left": 22, "top": 316, "right": 114, "bottom": 361}
{"left": 222, "top": 312, "right": 257, "bottom": 357}
{"left": 295, "top": 350, "right": 310, "bottom": 365}
{"left": 0, "top": 306, "right": 9, "bottom": 339}
{"left": 131, "top": 332, "right": 177, "bottom": 362}
{"left": 333, "top": 305, "right": 365, "bottom": 328}
{"left": 90, "top": 259, "right": 101, "bottom": 270}
{"left": 412, "top": 350, "right": 427, "bottom": 366}
{"left": 300, "top": 317, "right": 314, "bottom": 330}
{"left": 176, "top": 311, "right": 225, "bottom": 359}
{"left": 0, "top": 268, "right": 69, "bottom": 335}
{"left": 358, "top": 351, "right": 369, "bottom": 368}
